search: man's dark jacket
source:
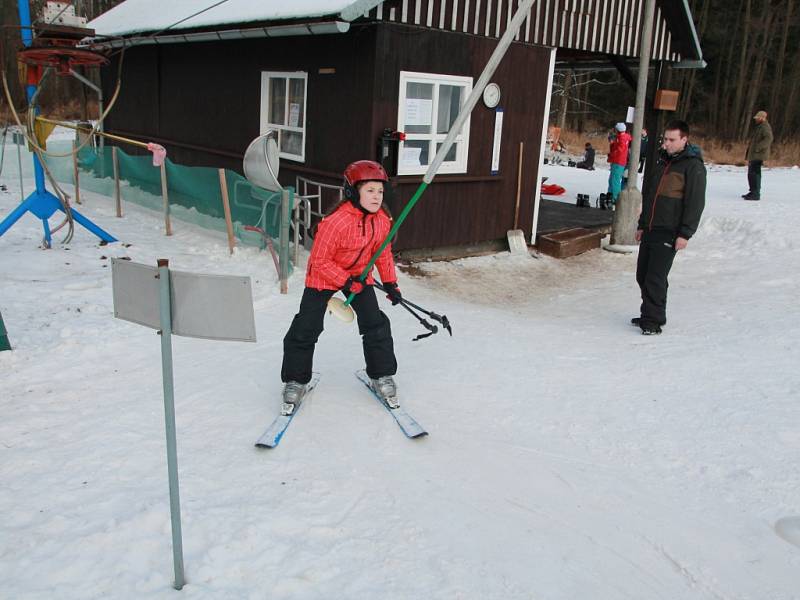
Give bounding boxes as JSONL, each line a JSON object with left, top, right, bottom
{"left": 639, "top": 143, "right": 706, "bottom": 240}
{"left": 746, "top": 120, "right": 773, "bottom": 162}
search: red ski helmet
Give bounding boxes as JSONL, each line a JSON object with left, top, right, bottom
{"left": 344, "top": 160, "right": 388, "bottom": 186}
{"left": 343, "top": 160, "right": 388, "bottom": 201}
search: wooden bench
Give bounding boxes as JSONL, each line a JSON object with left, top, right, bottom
{"left": 536, "top": 227, "right": 603, "bottom": 258}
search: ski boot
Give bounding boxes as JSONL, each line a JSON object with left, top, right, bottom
{"left": 640, "top": 324, "right": 662, "bottom": 335}
{"left": 281, "top": 381, "right": 307, "bottom": 415}
{"left": 371, "top": 376, "right": 399, "bottom": 409}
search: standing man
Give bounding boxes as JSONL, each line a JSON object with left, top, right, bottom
{"left": 607, "top": 123, "right": 632, "bottom": 205}
{"left": 633, "top": 120, "right": 706, "bottom": 335}
{"left": 743, "top": 110, "right": 773, "bottom": 201}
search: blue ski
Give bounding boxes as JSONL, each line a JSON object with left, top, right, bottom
{"left": 355, "top": 370, "right": 428, "bottom": 439}
{"left": 255, "top": 374, "right": 320, "bottom": 448}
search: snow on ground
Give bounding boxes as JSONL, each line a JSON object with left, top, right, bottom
{"left": 1, "top": 135, "right": 799, "bottom": 599}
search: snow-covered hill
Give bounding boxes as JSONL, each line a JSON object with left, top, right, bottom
{"left": 1, "top": 136, "right": 799, "bottom": 599}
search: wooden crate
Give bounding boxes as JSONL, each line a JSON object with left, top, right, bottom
{"left": 654, "top": 89, "right": 680, "bottom": 111}
{"left": 536, "top": 227, "right": 602, "bottom": 258}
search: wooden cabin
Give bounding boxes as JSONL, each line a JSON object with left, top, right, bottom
{"left": 89, "top": 0, "right": 702, "bottom": 253}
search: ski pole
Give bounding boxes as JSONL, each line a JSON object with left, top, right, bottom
{"left": 373, "top": 282, "right": 453, "bottom": 337}
{"left": 397, "top": 301, "right": 439, "bottom": 341}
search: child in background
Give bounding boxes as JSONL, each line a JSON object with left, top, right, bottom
{"left": 607, "top": 122, "right": 632, "bottom": 204}
{"left": 280, "top": 160, "right": 403, "bottom": 410}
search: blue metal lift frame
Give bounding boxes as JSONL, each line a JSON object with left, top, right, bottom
{"left": 0, "top": 0, "right": 115, "bottom": 246}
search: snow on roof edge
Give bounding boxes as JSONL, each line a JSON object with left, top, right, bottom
{"left": 88, "top": 0, "right": 383, "bottom": 38}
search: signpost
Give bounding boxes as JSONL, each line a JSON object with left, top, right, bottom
{"left": 111, "top": 258, "right": 256, "bottom": 590}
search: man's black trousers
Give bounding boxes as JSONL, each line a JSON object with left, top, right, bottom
{"left": 636, "top": 232, "right": 677, "bottom": 327}
{"left": 281, "top": 286, "right": 397, "bottom": 384}
{"left": 747, "top": 160, "right": 763, "bottom": 197}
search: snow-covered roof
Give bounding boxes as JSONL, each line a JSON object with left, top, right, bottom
{"left": 88, "top": 0, "right": 382, "bottom": 37}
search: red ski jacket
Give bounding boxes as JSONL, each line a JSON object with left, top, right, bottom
{"left": 607, "top": 131, "right": 632, "bottom": 166}
{"left": 305, "top": 201, "right": 397, "bottom": 290}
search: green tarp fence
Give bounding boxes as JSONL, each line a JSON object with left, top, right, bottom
{"left": 41, "top": 140, "right": 290, "bottom": 260}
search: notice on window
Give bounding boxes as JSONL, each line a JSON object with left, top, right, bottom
{"left": 289, "top": 103, "right": 301, "bottom": 127}
{"left": 491, "top": 109, "right": 503, "bottom": 174}
{"left": 400, "top": 146, "right": 423, "bottom": 167}
{"left": 405, "top": 98, "right": 433, "bottom": 126}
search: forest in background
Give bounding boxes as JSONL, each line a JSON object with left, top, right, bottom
{"left": 553, "top": 0, "right": 798, "bottom": 148}
{"left": 2, "top": 0, "right": 799, "bottom": 161}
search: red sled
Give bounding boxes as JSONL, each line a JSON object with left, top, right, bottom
{"left": 541, "top": 183, "right": 566, "bottom": 196}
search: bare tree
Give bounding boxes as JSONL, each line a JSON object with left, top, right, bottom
{"left": 730, "top": 0, "right": 753, "bottom": 138}
{"left": 769, "top": 0, "right": 794, "bottom": 138}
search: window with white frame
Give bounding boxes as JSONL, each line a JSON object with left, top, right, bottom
{"left": 397, "top": 71, "right": 472, "bottom": 176}
{"left": 260, "top": 71, "right": 307, "bottom": 162}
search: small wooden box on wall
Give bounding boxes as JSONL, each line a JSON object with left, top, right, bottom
{"left": 654, "top": 90, "right": 679, "bottom": 111}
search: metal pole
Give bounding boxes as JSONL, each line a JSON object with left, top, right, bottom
{"left": 610, "top": 0, "right": 656, "bottom": 248}
{"left": 69, "top": 68, "right": 104, "bottom": 151}
{"left": 73, "top": 140, "right": 81, "bottom": 204}
{"left": 343, "top": 0, "right": 538, "bottom": 307}
{"left": 16, "top": 132, "right": 24, "bottom": 201}
{"left": 424, "top": 0, "right": 536, "bottom": 184}
{"left": 156, "top": 259, "right": 185, "bottom": 591}
{"left": 625, "top": 0, "right": 656, "bottom": 189}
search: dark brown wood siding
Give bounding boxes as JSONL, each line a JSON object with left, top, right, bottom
{"left": 103, "top": 30, "right": 380, "bottom": 174}
{"left": 101, "top": 22, "right": 551, "bottom": 251}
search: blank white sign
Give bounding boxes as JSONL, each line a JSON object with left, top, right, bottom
{"left": 112, "top": 259, "right": 256, "bottom": 342}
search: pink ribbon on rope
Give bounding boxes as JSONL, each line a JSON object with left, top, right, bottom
{"left": 147, "top": 143, "right": 167, "bottom": 167}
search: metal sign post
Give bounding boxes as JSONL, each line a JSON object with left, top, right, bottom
{"left": 111, "top": 258, "right": 257, "bottom": 590}
{"left": 156, "top": 259, "right": 185, "bottom": 590}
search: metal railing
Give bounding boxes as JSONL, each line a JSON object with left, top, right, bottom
{"left": 293, "top": 175, "right": 343, "bottom": 264}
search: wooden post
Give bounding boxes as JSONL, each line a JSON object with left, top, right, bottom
{"left": 161, "top": 163, "right": 172, "bottom": 236}
{"left": 514, "top": 142, "right": 524, "bottom": 230}
{"left": 112, "top": 146, "right": 122, "bottom": 217}
{"left": 279, "top": 188, "right": 290, "bottom": 294}
{"left": 218, "top": 169, "right": 235, "bottom": 254}
{"left": 72, "top": 140, "right": 81, "bottom": 205}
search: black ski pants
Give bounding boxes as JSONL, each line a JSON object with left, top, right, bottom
{"left": 636, "top": 232, "right": 678, "bottom": 328}
{"left": 281, "top": 286, "right": 397, "bottom": 384}
{"left": 747, "top": 160, "right": 763, "bottom": 197}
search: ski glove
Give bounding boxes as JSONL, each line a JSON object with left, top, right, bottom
{"left": 383, "top": 281, "right": 402, "bottom": 305}
{"left": 341, "top": 276, "right": 364, "bottom": 295}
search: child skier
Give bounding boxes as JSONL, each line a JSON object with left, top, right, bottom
{"left": 280, "top": 160, "right": 402, "bottom": 410}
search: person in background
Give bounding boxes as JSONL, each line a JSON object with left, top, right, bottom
{"left": 606, "top": 122, "right": 632, "bottom": 205}
{"left": 743, "top": 110, "right": 773, "bottom": 201}
{"left": 280, "top": 160, "right": 403, "bottom": 410}
{"left": 576, "top": 142, "right": 595, "bottom": 170}
{"left": 638, "top": 128, "right": 649, "bottom": 173}
{"left": 633, "top": 120, "right": 706, "bottom": 335}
